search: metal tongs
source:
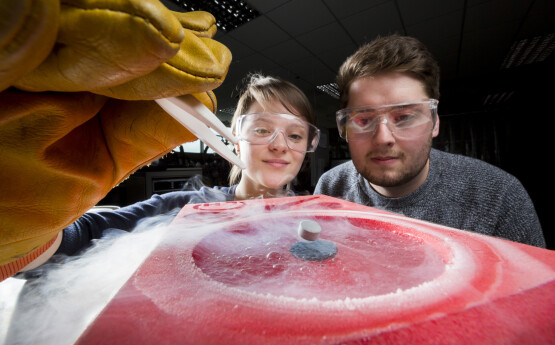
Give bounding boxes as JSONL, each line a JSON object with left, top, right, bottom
{"left": 156, "top": 96, "right": 246, "bottom": 169}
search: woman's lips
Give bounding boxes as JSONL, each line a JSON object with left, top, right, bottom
{"left": 264, "top": 159, "right": 289, "bottom": 168}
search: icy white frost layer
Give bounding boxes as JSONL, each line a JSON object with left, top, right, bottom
{"left": 134, "top": 210, "right": 482, "bottom": 316}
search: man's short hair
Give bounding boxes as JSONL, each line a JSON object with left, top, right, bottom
{"left": 337, "top": 34, "right": 440, "bottom": 107}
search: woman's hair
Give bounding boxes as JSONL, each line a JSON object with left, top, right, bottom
{"left": 337, "top": 34, "right": 440, "bottom": 107}
{"left": 228, "top": 74, "right": 315, "bottom": 186}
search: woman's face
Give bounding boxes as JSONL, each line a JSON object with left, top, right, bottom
{"left": 236, "top": 100, "right": 308, "bottom": 191}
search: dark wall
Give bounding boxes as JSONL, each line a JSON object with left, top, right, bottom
{"left": 504, "top": 82, "right": 551, "bottom": 250}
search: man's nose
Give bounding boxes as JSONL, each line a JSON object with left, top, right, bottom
{"left": 373, "top": 118, "right": 396, "bottom": 144}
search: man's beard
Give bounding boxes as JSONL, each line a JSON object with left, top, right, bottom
{"left": 358, "top": 136, "right": 433, "bottom": 188}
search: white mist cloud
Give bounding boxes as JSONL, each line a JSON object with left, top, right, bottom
{"left": 0, "top": 215, "right": 172, "bottom": 345}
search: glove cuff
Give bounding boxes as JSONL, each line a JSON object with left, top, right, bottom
{"left": 0, "top": 234, "right": 58, "bottom": 281}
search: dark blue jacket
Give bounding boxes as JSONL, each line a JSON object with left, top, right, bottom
{"left": 57, "top": 186, "right": 235, "bottom": 255}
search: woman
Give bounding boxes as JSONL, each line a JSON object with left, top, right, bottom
{"left": 20, "top": 74, "right": 320, "bottom": 267}
{"left": 230, "top": 74, "right": 319, "bottom": 200}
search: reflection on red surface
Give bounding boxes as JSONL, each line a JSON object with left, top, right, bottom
{"left": 192, "top": 217, "right": 446, "bottom": 299}
{"left": 76, "top": 195, "right": 555, "bottom": 345}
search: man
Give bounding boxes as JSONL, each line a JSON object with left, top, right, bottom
{"left": 314, "top": 35, "right": 545, "bottom": 248}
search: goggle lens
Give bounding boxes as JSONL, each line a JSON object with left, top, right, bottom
{"left": 237, "top": 113, "right": 320, "bottom": 153}
{"left": 336, "top": 99, "right": 438, "bottom": 141}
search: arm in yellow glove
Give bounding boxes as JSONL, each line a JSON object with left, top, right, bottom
{"left": 0, "top": 0, "right": 232, "bottom": 280}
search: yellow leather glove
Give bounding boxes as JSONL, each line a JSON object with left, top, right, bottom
{"left": 0, "top": 0, "right": 59, "bottom": 91}
{"left": 13, "top": 0, "right": 228, "bottom": 99}
{"left": 0, "top": 0, "right": 232, "bottom": 279}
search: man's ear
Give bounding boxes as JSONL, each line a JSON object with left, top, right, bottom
{"left": 432, "top": 115, "right": 440, "bottom": 138}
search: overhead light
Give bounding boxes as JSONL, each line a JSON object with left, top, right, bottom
{"left": 500, "top": 33, "right": 554, "bottom": 69}
{"left": 217, "top": 107, "right": 236, "bottom": 115}
{"left": 165, "top": 0, "right": 260, "bottom": 32}
{"left": 316, "top": 83, "right": 339, "bottom": 99}
{"left": 482, "top": 91, "right": 514, "bottom": 106}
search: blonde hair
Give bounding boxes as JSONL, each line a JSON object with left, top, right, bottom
{"left": 228, "top": 74, "right": 315, "bottom": 186}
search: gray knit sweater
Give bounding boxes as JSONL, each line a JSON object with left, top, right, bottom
{"left": 314, "top": 149, "right": 545, "bottom": 247}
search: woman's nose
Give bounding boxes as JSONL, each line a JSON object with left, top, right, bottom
{"left": 269, "top": 130, "right": 288, "bottom": 151}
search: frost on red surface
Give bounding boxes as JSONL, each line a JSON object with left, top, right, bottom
{"left": 76, "top": 195, "right": 555, "bottom": 345}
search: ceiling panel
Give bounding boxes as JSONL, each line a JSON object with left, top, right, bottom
{"left": 397, "top": 0, "right": 465, "bottom": 26}
{"left": 296, "top": 21, "right": 356, "bottom": 57}
{"left": 266, "top": 0, "right": 336, "bottom": 37}
{"left": 515, "top": 0, "right": 555, "bottom": 38}
{"left": 464, "top": 0, "right": 532, "bottom": 33}
{"left": 322, "top": 0, "right": 390, "bottom": 19}
{"left": 246, "top": 0, "right": 291, "bottom": 14}
{"left": 339, "top": 1, "right": 405, "bottom": 44}
{"left": 229, "top": 16, "right": 289, "bottom": 51}
{"left": 284, "top": 56, "right": 336, "bottom": 85}
{"left": 317, "top": 42, "right": 359, "bottom": 73}
{"left": 405, "top": 12, "right": 463, "bottom": 48}
{"left": 260, "top": 39, "right": 312, "bottom": 65}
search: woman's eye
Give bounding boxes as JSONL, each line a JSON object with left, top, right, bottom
{"left": 253, "top": 127, "right": 271, "bottom": 135}
{"left": 288, "top": 133, "right": 304, "bottom": 142}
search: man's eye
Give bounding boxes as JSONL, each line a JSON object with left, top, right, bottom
{"left": 352, "top": 116, "right": 372, "bottom": 127}
{"left": 392, "top": 113, "right": 418, "bottom": 125}
{"left": 394, "top": 114, "right": 413, "bottom": 122}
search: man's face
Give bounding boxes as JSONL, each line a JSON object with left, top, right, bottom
{"left": 345, "top": 72, "right": 439, "bottom": 196}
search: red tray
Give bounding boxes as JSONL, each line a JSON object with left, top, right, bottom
{"left": 76, "top": 195, "right": 555, "bottom": 344}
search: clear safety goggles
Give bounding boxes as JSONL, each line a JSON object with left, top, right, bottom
{"left": 236, "top": 112, "right": 320, "bottom": 153}
{"left": 336, "top": 99, "right": 439, "bottom": 141}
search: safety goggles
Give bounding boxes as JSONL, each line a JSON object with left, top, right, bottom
{"left": 336, "top": 99, "right": 438, "bottom": 141}
{"left": 236, "top": 112, "right": 320, "bottom": 153}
